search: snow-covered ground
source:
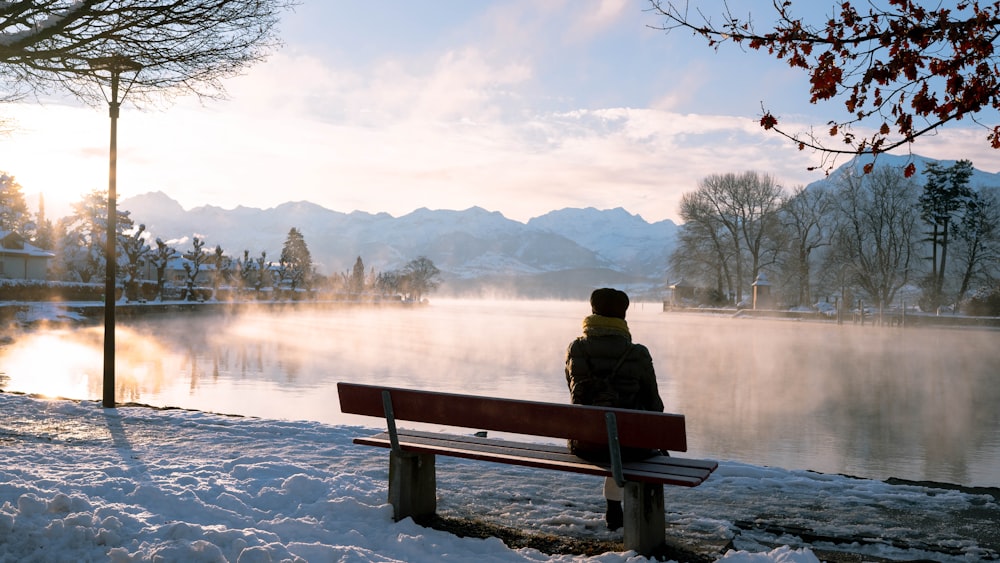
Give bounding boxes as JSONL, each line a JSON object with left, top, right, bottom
{"left": 1, "top": 392, "right": 997, "bottom": 563}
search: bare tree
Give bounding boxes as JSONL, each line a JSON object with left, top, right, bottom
{"left": 696, "top": 171, "right": 784, "bottom": 304}
{"left": 778, "top": 185, "right": 834, "bottom": 307}
{"left": 374, "top": 270, "right": 402, "bottom": 298}
{"left": 120, "top": 223, "right": 150, "bottom": 302}
{"left": 148, "top": 237, "right": 177, "bottom": 301}
{"left": 254, "top": 251, "right": 268, "bottom": 293}
{"left": 211, "top": 244, "right": 230, "bottom": 299}
{"left": 182, "top": 236, "right": 207, "bottom": 301}
{"left": 828, "top": 167, "right": 921, "bottom": 309}
{"left": 400, "top": 256, "right": 441, "bottom": 302}
{"left": 671, "top": 190, "right": 736, "bottom": 303}
{"left": 0, "top": 0, "right": 295, "bottom": 104}
{"left": 952, "top": 186, "right": 1000, "bottom": 310}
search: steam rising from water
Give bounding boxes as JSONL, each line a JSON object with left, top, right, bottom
{"left": 1, "top": 299, "right": 997, "bottom": 487}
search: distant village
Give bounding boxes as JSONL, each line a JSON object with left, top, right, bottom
{"left": 0, "top": 182, "right": 441, "bottom": 305}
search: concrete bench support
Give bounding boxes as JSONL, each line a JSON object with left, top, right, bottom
{"left": 624, "top": 481, "right": 666, "bottom": 555}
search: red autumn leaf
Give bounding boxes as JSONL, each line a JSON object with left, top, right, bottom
{"left": 658, "top": 1, "right": 1000, "bottom": 157}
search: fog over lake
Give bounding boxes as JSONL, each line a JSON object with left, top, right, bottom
{"left": 2, "top": 299, "right": 998, "bottom": 488}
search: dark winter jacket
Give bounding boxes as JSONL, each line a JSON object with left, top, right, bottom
{"left": 564, "top": 314, "right": 664, "bottom": 460}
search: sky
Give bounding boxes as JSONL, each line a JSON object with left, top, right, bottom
{"left": 2, "top": 391, "right": 997, "bottom": 562}
{"left": 2, "top": 0, "right": 999, "bottom": 224}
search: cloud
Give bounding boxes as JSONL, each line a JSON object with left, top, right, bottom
{"left": 3, "top": 1, "right": 996, "bottom": 229}
{"left": 566, "top": 0, "right": 631, "bottom": 40}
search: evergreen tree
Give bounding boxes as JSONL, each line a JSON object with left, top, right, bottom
{"left": 919, "top": 160, "right": 974, "bottom": 309}
{"left": 32, "top": 193, "right": 55, "bottom": 250}
{"left": 349, "top": 256, "right": 365, "bottom": 296}
{"left": 0, "top": 173, "right": 30, "bottom": 234}
{"left": 279, "top": 228, "right": 313, "bottom": 291}
{"left": 56, "top": 189, "right": 133, "bottom": 283}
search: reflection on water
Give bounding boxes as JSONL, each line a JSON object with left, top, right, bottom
{"left": 1, "top": 299, "right": 998, "bottom": 487}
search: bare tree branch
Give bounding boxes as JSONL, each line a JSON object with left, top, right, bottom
{"left": 648, "top": 0, "right": 1000, "bottom": 174}
{"left": 0, "top": 0, "right": 297, "bottom": 105}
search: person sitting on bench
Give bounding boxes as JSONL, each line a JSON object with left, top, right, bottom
{"left": 564, "top": 287, "right": 666, "bottom": 531}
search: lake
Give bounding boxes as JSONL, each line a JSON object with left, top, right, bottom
{"left": 2, "top": 298, "right": 998, "bottom": 488}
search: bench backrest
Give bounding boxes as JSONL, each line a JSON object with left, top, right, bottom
{"left": 337, "top": 382, "right": 688, "bottom": 452}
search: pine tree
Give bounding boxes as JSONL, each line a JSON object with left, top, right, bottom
{"left": 349, "top": 256, "right": 365, "bottom": 296}
{"left": 919, "top": 160, "right": 974, "bottom": 309}
{"left": 279, "top": 228, "right": 313, "bottom": 291}
{"left": 33, "top": 193, "right": 55, "bottom": 250}
{"left": 56, "top": 189, "right": 134, "bottom": 283}
{"left": 0, "top": 173, "right": 30, "bottom": 234}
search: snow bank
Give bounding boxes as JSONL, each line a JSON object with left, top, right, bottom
{"left": 1, "top": 393, "right": 995, "bottom": 562}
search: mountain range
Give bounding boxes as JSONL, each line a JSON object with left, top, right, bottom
{"left": 117, "top": 193, "right": 680, "bottom": 299}
{"left": 115, "top": 154, "right": 999, "bottom": 300}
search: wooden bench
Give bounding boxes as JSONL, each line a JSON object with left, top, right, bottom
{"left": 337, "top": 382, "right": 718, "bottom": 556}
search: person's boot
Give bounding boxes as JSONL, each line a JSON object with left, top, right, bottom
{"left": 605, "top": 499, "right": 623, "bottom": 530}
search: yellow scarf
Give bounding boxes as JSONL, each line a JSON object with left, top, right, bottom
{"left": 582, "top": 314, "right": 631, "bottom": 340}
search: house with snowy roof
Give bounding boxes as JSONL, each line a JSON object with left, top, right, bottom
{"left": 135, "top": 255, "right": 217, "bottom": 287}
{"left": 0, "top": 231, "right": 54, "bottom": 281}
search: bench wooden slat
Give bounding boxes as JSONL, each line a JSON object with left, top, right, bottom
{"left": 339, "top": 382, "right": 719, "bottom": 556}
{"left": 355, "top": 430, "right": 715, "bottom": 487}
{"left": 338, "top": 382, "right": 689, "bottom": 452}
{"left": 377, "top": 430, "right": 718, "bottom": 475}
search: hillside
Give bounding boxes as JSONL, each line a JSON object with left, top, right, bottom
{"left": 118, "top": 193, "right": 678, "bottom": 299}
{"left": 86, "top": 154, "right": 1000, "bottom": 300}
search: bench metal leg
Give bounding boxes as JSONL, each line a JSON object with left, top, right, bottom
{"left": 622, "top": 481, "right": 665, "bottom": 556}
{"left": 388, "top": 450, "right": 436, "bottom": 521}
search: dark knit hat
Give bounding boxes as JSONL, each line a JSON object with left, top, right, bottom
{"left": 590, "top": 288, "right": 629, "bottom": 319}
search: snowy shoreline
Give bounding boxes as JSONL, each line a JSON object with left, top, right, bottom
{"left": 1, "top": 391, "right": 997, "bottom": 562}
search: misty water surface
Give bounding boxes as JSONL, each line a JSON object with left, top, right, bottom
{"left": 2, "top": 299, "right": 998, "bottom": 488}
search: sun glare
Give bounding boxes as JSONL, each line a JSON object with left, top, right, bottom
{"left": 0, "top": 326, "right": 184, "bottom": 403}
{"left": 0, "top": 331, "right": 101, "bottom": 399}
{"left": 2, "top": 103, "right": 109, "bottom": 221}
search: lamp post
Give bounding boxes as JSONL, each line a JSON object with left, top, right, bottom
{"left": 89, "top": 55, "right": 141, "bottom": 408}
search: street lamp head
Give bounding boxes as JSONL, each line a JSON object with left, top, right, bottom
{"left": 88, "top": 55, "right": 143, "bottom": 74}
